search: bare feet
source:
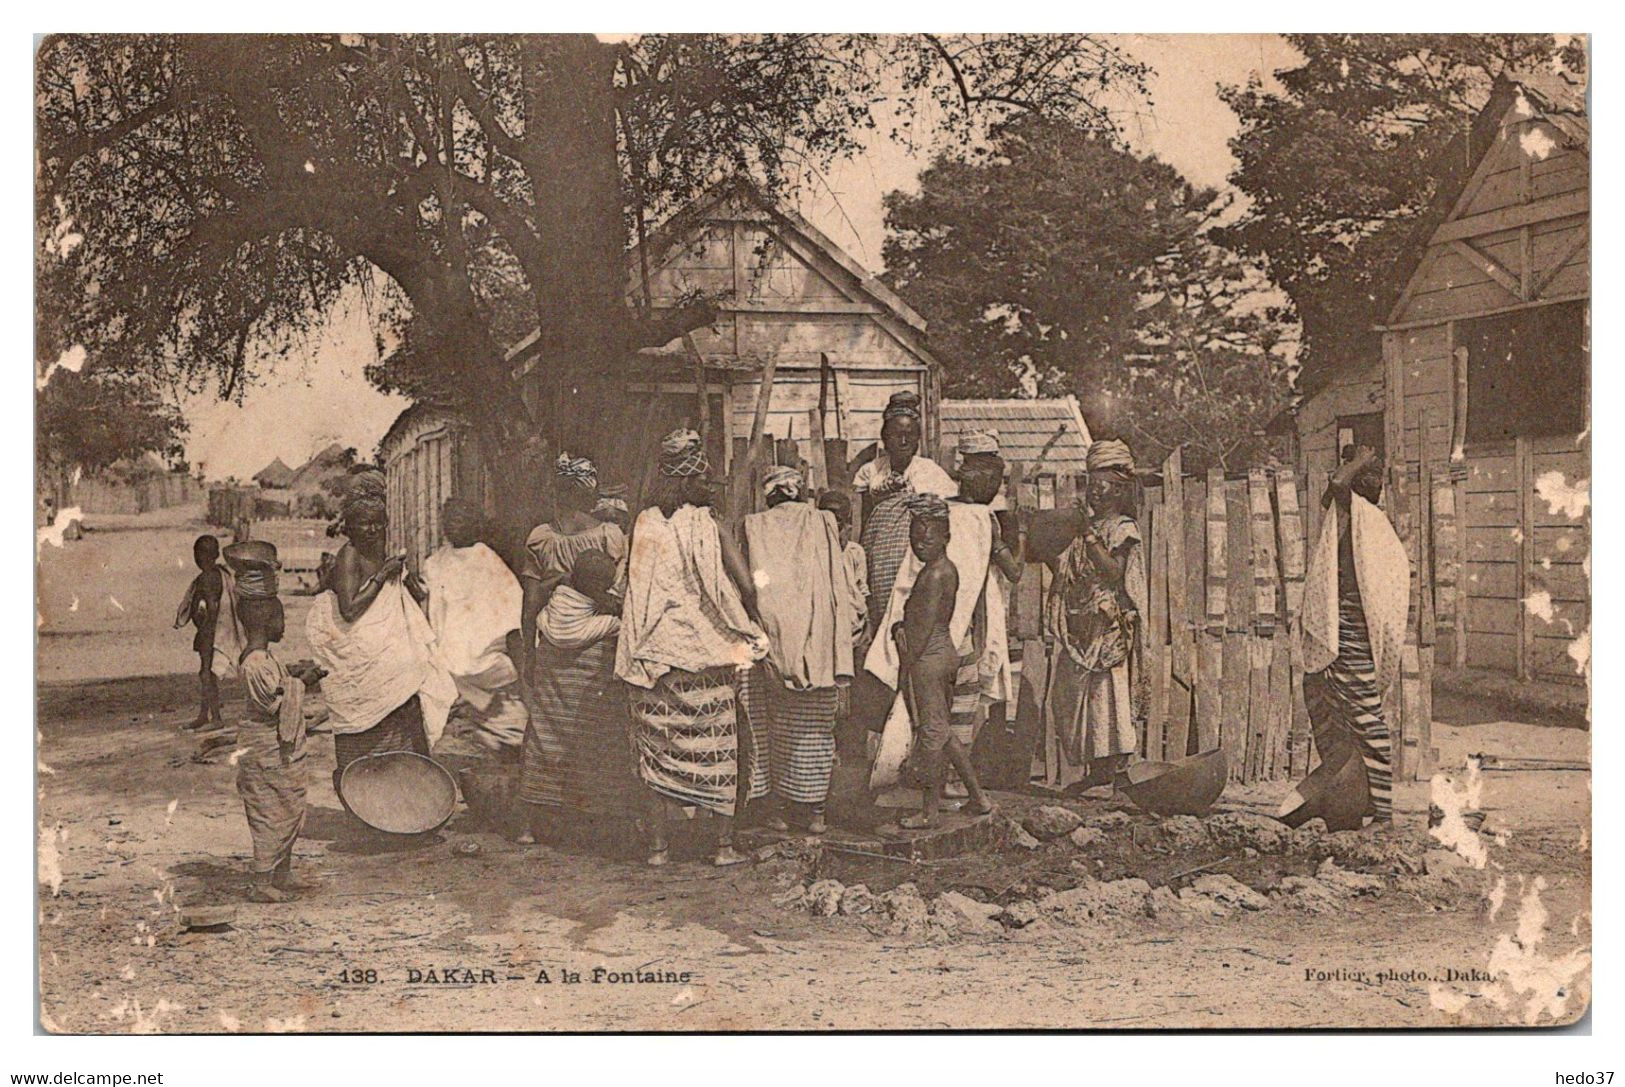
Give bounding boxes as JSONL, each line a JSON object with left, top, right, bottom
{"left": 899, "top": 813, "right": 936, "bottom": 830}
{"left": 713, "top": 845, "right": 747, "bottom": 867}
{"left": 764, "top": 816, "right": 791, "bottom": 833}
{"left": 963, "top": 800, "right": 995, "bottom": 817}
{"left": 274, "top": 874, "right": 319, "bottom": 893}
{"left": 244, "top": 883, "right": 294, "bottom": 903}
{"left": 516, "top": 831, "right": 536, "bottom": 845}
{"left": 806, "top": 816, "right": 828, "bottom": 835}
{"left": 645, "top": 848, "right": 669, "bottom": 867}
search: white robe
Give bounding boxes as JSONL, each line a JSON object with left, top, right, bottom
{"left": 307, "top": 579, "right": 456, "bottom": 747}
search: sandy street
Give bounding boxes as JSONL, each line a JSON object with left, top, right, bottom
{"left": 35, "top": 508, "right": 1591, "bottom": 1033}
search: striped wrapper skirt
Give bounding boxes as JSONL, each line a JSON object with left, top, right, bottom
{"left": 629, "top": 665, "right": 768, "bottom": 816}
{"left": 236, "top": 718, "right": 307, "bottom": 873}
{"left": 333, "top": 696, "right": 429, "bottom": 790}
{"left": 519, "top": 638, "right": 643, "bottom": 815}
{"left": 1303, "top": 596, "right": 1394, "bottom": 823}
{"left": 740, "top": 664, "right": 840, "bottom": 806}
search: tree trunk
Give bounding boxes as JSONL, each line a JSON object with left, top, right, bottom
{"left": 521, "top": 36, "right": 629, "bottom": 449}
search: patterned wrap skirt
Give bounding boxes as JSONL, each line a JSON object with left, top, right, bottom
{"left": 629, "top": 666, "right": 768, "bottom": 816}
{"left": 520, "top": 638, "right": 643, "bottom": 815}
{"left": 739, "top": 663, "right": 839, "bottom": 806}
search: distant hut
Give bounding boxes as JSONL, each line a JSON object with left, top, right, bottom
{"left": 252, "top": 457, "right": 295, "bottom": 489}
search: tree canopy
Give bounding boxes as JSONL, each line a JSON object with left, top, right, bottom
{"left": 1216, "top": 34, "right": 1585, "bottom": 392}
{"left": 884, "top": 116, "right": 1289, "bottom": 472}
{"left": 36, "top": 33, "right": 1150, "bottom": 501}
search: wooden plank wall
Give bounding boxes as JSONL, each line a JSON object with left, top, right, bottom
{"left": 994, "top": 451, "right": 1429, "bottom": 784}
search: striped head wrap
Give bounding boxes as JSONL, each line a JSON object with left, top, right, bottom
{"left": 762, "top": 464, "right": 805, "bottom": 502}
{"left": 658, "top": 428, "right": 709, "bottom": 478}
{"left": 882, "top": 390, "right": 923, "bottom": 423}
{"left": 555, "top": 452, "right": 598, "bottom": 492}
{"left": 957, "top": 428, "right": 1000, "bottom": 457}
{"left": 1086, "top": 438, "right": 1135, "bottom": 477}
{"left": 903, "top": 491, "right": 950, "bottom": 524}
{"left": 340, "top": 469, "right": 388, "bottom": 530}
{"left": 593, "top": 495, "right": 629, "bottom": 516}
{"left": 223, "top": 541, "right": 280, "bottom": 599}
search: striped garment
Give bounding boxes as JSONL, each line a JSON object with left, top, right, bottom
{"left": 629, "top": 666, "right": 767, "bottom": 816}
{"left": 740, "top": 665, "right": 840, "bottom": 805}
{"left": 859, "top": 493, "right": 913, "bottom": 634}
{"left": 520, "top": 636, "right": 644, "bottom": 815}
{"left": 1303, "top": 597, "right": 1393, "bottom": 823}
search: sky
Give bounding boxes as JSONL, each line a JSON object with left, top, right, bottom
{"left": 182, "top": 33, "right": 1301, "bottom": 482}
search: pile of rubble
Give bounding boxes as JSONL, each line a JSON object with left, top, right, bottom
{"left": 774, "top": 805, "right": 1482, "bottom": 939}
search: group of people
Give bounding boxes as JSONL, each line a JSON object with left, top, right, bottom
{"left": 175, "top": 389, "right": 1407, "bottom": 900}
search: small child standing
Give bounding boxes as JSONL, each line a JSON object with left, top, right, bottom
{"left": 224, "top": 541, "right": 316, "bottom": 903}
{"left": 894, "top": 494, "right": 993, "bottom": 829}
{"left": 818, "top": 490, "right": 868, "bottom": 639}
{"left": 174, "top": 534, "right": 224, "bottom": 730}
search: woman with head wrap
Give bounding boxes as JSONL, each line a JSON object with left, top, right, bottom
{"left": 592, "top": 483, "right": 631, "bottom": 533}
{"left": 419, "top": 497, "right": 529, "bottom": 758}
{"left": 306, "top": 469, "right": 456, "bottom": 807}
{"left": 738, "top": 466, "right": 858, "bottom": 833}
{"left": 518, "top": 547, "right": 646, "bottom": 844}
{"left": 1279, "top": 444, "right": 1407, "bottom": 831}
{"left": 617, "top": 429, "right": 770, "bottom": 866}
{"left": 517, "top": 453, "right": 627, "bottom": 701}
{"left": 849, "top": 390, "right": 958, "bottom": 735}
{"left": 1041, "top": 438, "right": 1148, "bottom": 791}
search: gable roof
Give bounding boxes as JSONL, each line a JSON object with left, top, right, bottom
{"left": 940, "top": 397, "right": 1093, "bottom": 472}
{"left": 1382, "top": 75, "right": 1589, "bottom": 329}
{"left": 507, "top": 178, "right": 936, "bottom": 372}
{"left": 1298, "top": 75, "right": 1588, "bottom": 403}
{"left": 252, "top": 457, "right": 295, "bottom": 487}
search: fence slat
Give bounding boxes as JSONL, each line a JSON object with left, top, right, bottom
{"left": 1204, "top": 469, "right": 1228, "bottom": 630}
{"left": 1189, "top": 479, "right": 1220, "bottom": 753}
{"left": 1224, "top": 480, "right": 1253, "bottom": 780}
{"left": 1268, "top": 633, "right": 1292, "bottom": 780}
{"left": 1247, "top": 468, "right": 1279, "bottom": 635}
{"left": 1246, "top": 637, "right": 1271, "bottom": 783}
{"left": 1275, "top": 468, "right": 1306, "bottom": 623}
{"left": 1163, "top": 448, "right": 1191, "bottom": 685}
{"left": 1145, "top": 495, "right": 1168, "bottom": 762}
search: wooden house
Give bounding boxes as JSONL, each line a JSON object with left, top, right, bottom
{"left": 381, "top": 180, "right": 941, "bottom": 564}
{"left": 1290, "top": 76, "right": 1588, "bottom": 684}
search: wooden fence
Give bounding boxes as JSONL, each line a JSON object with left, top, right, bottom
{"left": 616, "top": 420, "right": 1435, "bottom": 788}
{"left": 1000, "top": 447, "right": 1434, "bottom": 786}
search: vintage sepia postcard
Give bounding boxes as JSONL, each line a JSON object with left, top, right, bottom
{"left": 34, "top": 31, "right": 1590, "bottom": 1034}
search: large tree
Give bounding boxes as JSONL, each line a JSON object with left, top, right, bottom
{"left": 884, "top": 115, "right": 1290, "bottom": 472}
{"left": 1217, "top": 34, "right": 1584, "bottom": 393}
{"left": 36, "top": 34, "right": 1150, "bottom": 524}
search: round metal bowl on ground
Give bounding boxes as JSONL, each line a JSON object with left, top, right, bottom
{"left": 339, "top": 752, "right": 458, "bottom": 834}
{"left": 1117, "top": 748, "right": 1227, "bottom": 817}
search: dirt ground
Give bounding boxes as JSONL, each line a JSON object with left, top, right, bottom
{"left": 35, "top": 508, "right": 1591, "bottom": 1033}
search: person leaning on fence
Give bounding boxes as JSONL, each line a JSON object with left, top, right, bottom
{"left": 1041, "top": 438, "right": 1148, "bottom": 792}
{"left": 1279, "top": 444, "right": 1409, "bottom": 831}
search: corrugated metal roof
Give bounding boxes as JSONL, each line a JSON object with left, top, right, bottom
{"left": 940, "top": 397, "right": 1093, "bottom": 471}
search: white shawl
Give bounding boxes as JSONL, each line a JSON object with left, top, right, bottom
{"left": 614, "top": 505, "right": 769, "bottom": 689}
{"left": 306, "top": 579, "right": 457, "bottom": 747}
{"left": 1298, "top": 492, "right": 1410, "bottom": 691}
{"left": 420, "top": 542, "right": 521, "bottom": 708}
